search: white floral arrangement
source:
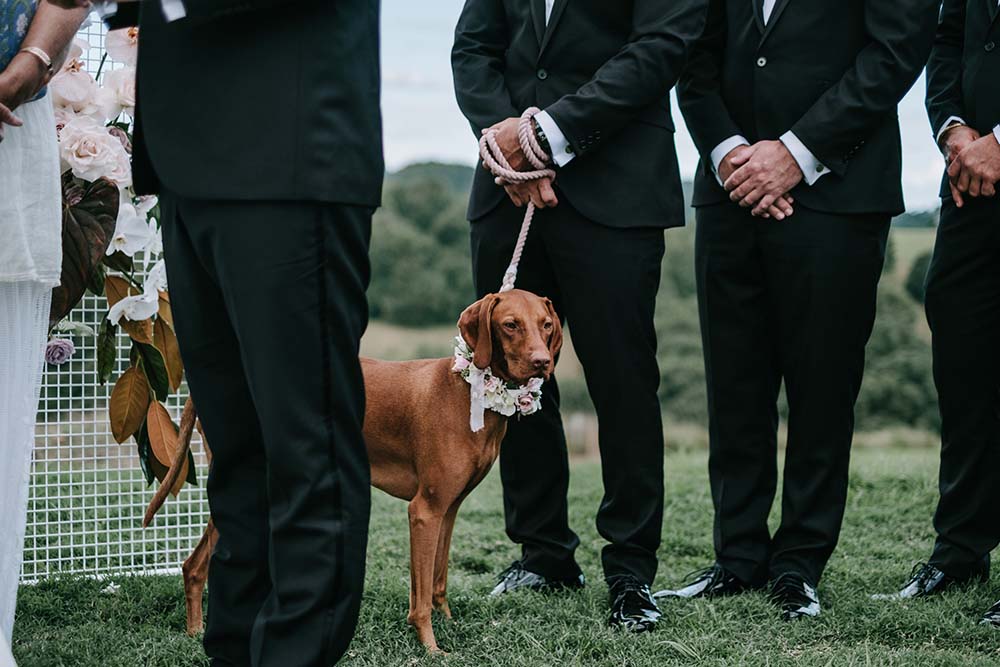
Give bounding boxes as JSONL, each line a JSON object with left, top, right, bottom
{"left": 451, "top": 335, "right": 543, "bottom": 431}
{"left": 47, "top": 27, "right": 194, "bottom": 494}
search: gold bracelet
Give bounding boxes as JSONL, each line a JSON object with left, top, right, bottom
{"left": 19, "top": 46, "right": 54, "bottom": 77}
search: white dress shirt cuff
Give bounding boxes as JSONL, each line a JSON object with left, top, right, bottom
{"left": 710, "top": 135, "right": 750, "bottom": 186}
{"left": 993, "top": 124, "right": 1000, "bottom": 145}
{"left": 161, "top": 0, "right": 187, "bottom": 21}
{"left": 780, "top": 131, "right": 830, "bottom": 186}
{"left": 534, "top": 111, "right": 575, "bottom": 167}
{"left": 93, "top": 1, "right": 117, "bottom": 19}
{"left": 936, "top": 116, "right": 968, "bottom": 144}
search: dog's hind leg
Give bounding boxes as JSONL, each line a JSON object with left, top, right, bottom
{"left": 183, "top": 518, "right": 217, "bottom": 636}
{"left": 432, "top": 503, "right": 460, "bottom": 619}
{"left": 407, "top": 495, "right": 446, "bottom": 652}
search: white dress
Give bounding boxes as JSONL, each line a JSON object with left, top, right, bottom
{"left": 0, "top": 91, "right": 62, "bottom": 651}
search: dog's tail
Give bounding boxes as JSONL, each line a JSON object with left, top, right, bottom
{"left": 142, "top": 396, "right": 197, "bottom": 528}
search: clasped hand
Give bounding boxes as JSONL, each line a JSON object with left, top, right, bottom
{"left": 940, "top": 125, "right": 1000, "bottom": 207}
{"left": 722, "top": 141, "right": 802, "bottom": 220}
{"left": 483, "top": 117, "right": 559, "bottom": 210}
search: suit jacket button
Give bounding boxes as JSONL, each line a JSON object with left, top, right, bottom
{"left": 986, "top": 41, "right": 996, "bottom": 53}
{"left": 756, "top": 57, "right": 767, "bottom": 67}
{"left": 537, "top": 68, "right": 549, "bottom": 80}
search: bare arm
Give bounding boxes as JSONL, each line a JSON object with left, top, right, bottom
{"left": 1, "top": 2, "right": 90, "bottom": 110}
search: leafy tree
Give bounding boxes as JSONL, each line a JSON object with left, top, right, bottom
{"left": 905, "top": 251, "right": 933, "bottom": 304}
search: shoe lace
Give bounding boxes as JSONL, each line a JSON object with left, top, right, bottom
{"left": 770, "top": 573, "right": 812, "bottom": 608}
{"left": 679, "top": 563, "right": 724, "bottom": 587}
{"left": 497, "top": 560, "right": 526, "bottom": 584}
{"left": 907, "top": 562, "right": 939, "bottom": 589}
{"left": 611, "top": 575, "right": 655, "bottom": 611}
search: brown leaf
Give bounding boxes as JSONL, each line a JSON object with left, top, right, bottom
{"left": 153, "top": 316, "right": 184, "bottom": 392}
{"left": 104, "top": 275, "right": 134, "bottom": 309}
{"left": 157, "top": 291, "right": 173, "bottom": 328}
{"left": 49, "top": 176, "right": 120, "bottom": 329}
{"left": 109, "top": 366, "right": 150, "bottom": 444}
{"left": 146, "top": 401, "right": 187, "bottom": 497}
{"left": 121, "top": 317, "right": 154, "bottom": 345}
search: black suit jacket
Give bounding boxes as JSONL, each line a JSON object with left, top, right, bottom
{"left": 926, "top": 0, "right": 1000, "bottom": 198}
{"left": 108, "top": 0, "right": 383, "bottom": 205}
{"left": 679, "top": 0, "right": 939, "bottom": 216}
{"left": 451, "top": 0, "right": 707, "bottom": 228}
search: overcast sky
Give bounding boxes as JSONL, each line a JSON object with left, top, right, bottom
{"left": 381, "top": 0, "right": 944, "bottom": 212}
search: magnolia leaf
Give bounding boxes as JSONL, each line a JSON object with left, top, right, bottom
{"left": 146, "top": 401, "right": 187, "bottom": 497}
{"left": 121, "top": 317, "right": 154, "bottom": 345}
{"left": 52, "top": 320, "right": 96, "bottom": 337}
{"left": 135, "top": 421, "right": 154, "bottom": 486}
{"left": 96, "top": 319, "right": 118, "bottom": 385}
{"left": 87, "top": 262, "right": 106, "bottom": 296}
{"left": 104, "top": 275, "right": 134, "bottom": 309}
{"left": 153, "top": 316, "right": 183, "bottom": 392}
{"left": 137, "top": 342, "right": 170, "bottom": 401}
{"left": 49, "top": 176, "right": 120, "bottom": 329}
{"left": 157, "top": 291, "right": 172, "bottom": 328}
{"left": 109, "top": 365, "right": 150, "bottom": 444}
{"left": 103, "top": 250, "right": 134, "bottom": 274}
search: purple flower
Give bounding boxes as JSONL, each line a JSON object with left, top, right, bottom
{"left": 45, "top": 338, "right": 76, "bottom": 365}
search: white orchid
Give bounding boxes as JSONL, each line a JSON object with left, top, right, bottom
{"left": 106, "top": 28, "right": 139, "bottom": 66}
{"left": 108, "top": 202, "right": 154, "bottom": 257}
{"left": 98, "top": 67, "right": 136, "bottom": 119}
{"left": 144, "top": 260, "right": 168, "bottom": 294}
{"left": 107, "top": 290, "right": 158, "bottom": 325}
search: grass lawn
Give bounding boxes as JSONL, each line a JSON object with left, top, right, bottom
{"left": 13, "top": 447, "right": 1000, "bottom": 667}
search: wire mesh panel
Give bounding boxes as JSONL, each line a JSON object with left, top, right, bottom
{"left": 21, "top": 20, "right": 210, "bottom": 583}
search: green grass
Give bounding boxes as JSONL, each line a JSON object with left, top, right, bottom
{"left": 13, "top": 448, "right": 1000, "bottom": 666}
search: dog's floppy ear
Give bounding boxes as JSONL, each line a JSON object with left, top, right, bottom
{"left": 543, "top": 297, "right": 563, "bottom": 360}
{"left": 458, "top": 294, "right": 501, "bottom": 369}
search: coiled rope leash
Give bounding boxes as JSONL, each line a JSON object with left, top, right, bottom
{"left": 478, "top": 107, "right": 556, "bottom": 293}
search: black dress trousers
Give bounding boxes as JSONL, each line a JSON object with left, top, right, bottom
{"left": 160, "top": 192, "right": 373, "bottom": 667}
{"left": 695, "top": 201, "right": 889, "bottom": 586}
{"left": 471, "top": 196, "right": 666, "bottom": 585}
{"left": 926, "top": 196, "right": 1000, "bottom": 577}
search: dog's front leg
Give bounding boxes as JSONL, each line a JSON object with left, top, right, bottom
{"left": 432, "top": 503, "right": 460, "bottom": 619}
{"left": 407, "top": 496, "right": 445, "bottom": 653}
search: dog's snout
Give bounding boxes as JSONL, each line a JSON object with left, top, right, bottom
{"left": 530, "top": 354, "right": 551, "bottom": 370}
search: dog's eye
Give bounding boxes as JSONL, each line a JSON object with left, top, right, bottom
{"left": 503, "top": 321, "right": 518, "bottom": 331}
{"left": 543, "top": 321, "right": 553, "bottom": 330}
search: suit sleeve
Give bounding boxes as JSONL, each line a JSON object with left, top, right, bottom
{"left": 181, "top": 0, "right": 306, "bottom": 22}
{"left": 788, "top": 0, "right": 939, "bottom": 177}
{"left": 676, "top": 0, "right": 742, "bottom": 159}
{"left": 451, "top": 0, "right": 521, "bottom": 137}
{"left": 542, "top": 0, "right": 708, "bottom": 159}
{"left": 925, "top": 0, "right": 967, "bottom": 138}
{"left": 104, "top": 2, "right": 139, "bottom": 29}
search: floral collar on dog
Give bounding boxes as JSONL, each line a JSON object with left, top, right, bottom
{"left": 452, "top": 336, "right": 543, "bottom": 432}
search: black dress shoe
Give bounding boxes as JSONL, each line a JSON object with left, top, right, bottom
{"left": 982, "top": 599, "right": 1000, "bottom": 627}
{"left": 871, "top": 561, "right": 990, "bottom": 601}
{"left": 608, "top": 575, "right": 661, "bottom": 633}
{"left": 489, "top": 560, "right": 585, "bottom": 597}
{"left": 654, "top": 562, "right": 759, "bottom": 599}
{"left": 769, "top": 572, "right": 820, "bottom": 621}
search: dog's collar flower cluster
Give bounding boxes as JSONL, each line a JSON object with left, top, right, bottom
{"left": 452, "top": 335, "right": 543, "bottom": 432}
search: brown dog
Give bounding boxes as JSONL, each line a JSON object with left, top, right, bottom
{"left": 146, "top": 289, "right": 562, "bottom": 653}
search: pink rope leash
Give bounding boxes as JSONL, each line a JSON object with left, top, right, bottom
{"left": 479, "top": 107, "right": 556, "bottom": 293}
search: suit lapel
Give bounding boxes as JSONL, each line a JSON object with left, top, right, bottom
{"left": 539, "top": 0, "right": 569, "bottom": 55}
{"left": 760, "top": 0, "right": 792, "bottom": 44}
{"left": 752, "top": 0, "right": 765, "bottom": 33}
{"left": 530, "top": 0, "right": 545, "bottom": 46}
{"left": 989, "top": 0, "right": 999, "bottom": 23}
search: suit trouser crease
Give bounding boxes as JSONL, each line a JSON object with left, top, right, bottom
{"left": 696, "top": 201, "right": 888, "bottom": 585}
{"left": 926, "top": 197, "right": 1000, "bottom": 576}
{"left": 161, "top": 192, "right": 372, "bottom": 667}
{"left": 471, "top": 197, "right": 666, "bottom": 584}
